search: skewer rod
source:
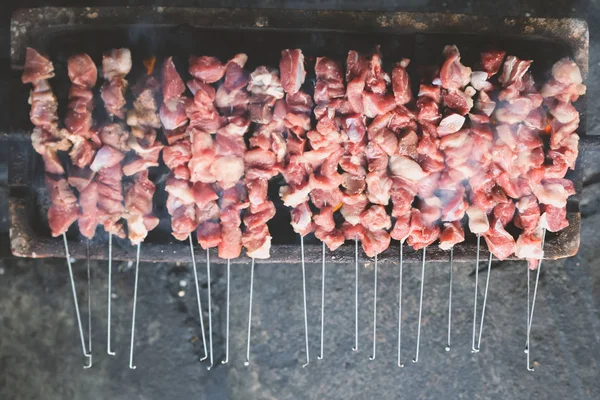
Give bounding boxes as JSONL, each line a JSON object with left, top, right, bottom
{"left": 62, "top": 233, "right": 91, "bottom": 367}
{"left": 189, "top": 235, "right": 208, "bottom": 361}
{"left": 128, "top": 243, "right": 141, "bottom": 369}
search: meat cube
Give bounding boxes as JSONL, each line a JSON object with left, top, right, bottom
{"left": 290, "top": 202, "right": 313, "bottom": 236}
{"left": 313, "top": 206, "right": 336, "bottom": 232}
{"left": 22, "top": 48, "right": 55, "bottom": 83}
{"left": 189, "top": 56, "right": 226, "bottom": 83}
{"left": 362, "top": 229, "right": 391, "bottom": 258}
{"left": 197, "top": 221, "right": 221, "bottom": 249}
{"left": 483, "top": 217, "right": 516, "bottom": 260}
{"left": 315, "top": 228, "right": 345, "bottom": 251}
{"left": 280, "top": 49, "right": 306, "bottom": 95}
{"left": 360, "top": 205, "right": 391, "bottom": 231}
{"left": 440, "top": 45, "right": 472, "bottom": 89}
{"left": 439, "top": 221, "right": 465, "bottom": 250}
{"left": 392, "top": 59, "right": 412, "bottom": 105}
{"left": 390, "top": 213, "right": 411, "bottom": 242}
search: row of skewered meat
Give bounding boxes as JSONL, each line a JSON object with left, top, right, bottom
{"left": 22, "top": 43, "right": 585, "bottom": 268}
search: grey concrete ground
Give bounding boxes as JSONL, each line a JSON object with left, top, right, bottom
{"left": 1, "top": 1, "right": 600, "bottom": 399}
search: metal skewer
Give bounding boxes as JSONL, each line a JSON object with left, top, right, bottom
{"left": 369, "top": 253, "right": 378, "bottom": 361}
{"left": 476, "top": 251, "right": 493, "bottom": 351}
{"left": 189, "top": 235, "right": 208, "bottom": 362}
{"left": 244, "top": 258, "right": 255, "bottom": 366}
{"left": 471, "top": 234, "right": 481, "bottom": 353}
{"left": 526, "top": 228, "right": 546, "bottom": 372}
{"left": 222, "top": 258, "right": 230, "bottom": 365}
{"left": 62, "top": 234, "right": 92, "bottom": 367}
{"left": 206, "top": 248, "right": 214, "bottom": 370}
{"left": 84, "top": 240, "right": 93, "bottom": 369}
{"left": 446, "top": 247, "right": 454, "bottom": 352}
{"left": 352, "top": 235, "right": 359, "bottom": 352}
{"left": 318, "top": 238, "right": 326, "bottom": 360}
{"left": 397, "top": 241, "right": 404, "bottom": 368}
{"left": 300, "top": 234, "right": 310, "bottom": 368}
{"left": 128, "top": 242, "right": 141, "bottom": 369}
{"left": 107, "top": 233, "right": 116, "bottom": 356}
{"left": 413, "top": 246, "right": 427, "bottom": 363}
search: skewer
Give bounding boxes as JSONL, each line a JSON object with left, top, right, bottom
{"left": 369, "top": 253, "right": 378, "bottom": 361}
{"left": 352, "top": 235, "right": 359, "bottom": 352}
{"left": 300, "top": 234, "right": 310, "bottom": 368}
{"left": 128, "top": 243, "right": 141, "bottom": 369}
{"left": 397, "top": 242, "right": 404, "bottom": 368}
{"left": 189, "top": 235, "right": 208, "bottom": 362}
{"left": 526, "top": 228, "right": 546, "bottom": 372}
{"left": 84, "top": 240, "right": 93, "bottom": 369}
{"left": 476, "top": 252, "right": 493, "bottom": 351}
{"left": 107, "top": 233, "right": 116, "bottom": 356}
{"left": 206, "top": 248, "right": 214, "bottom": 370}
{"left": 445, "top": 247, "right": 454, "bottom": 352}
{"left": 318, "top": 236, "right": 326, "bottom": 360}
{"left": 244, "top": 258, "right": 255, "bottom": 366}
{"left": 471, "top": 234, "right": 481, "bottom": 353}
{"left": 222, "top": 259, "right": 231, "bottom": 365}
{"left": 62, "top": 234, "right": 91, "bottom": 367}
{"left": 412, "top": 246, "right": 427, "bottom": 363}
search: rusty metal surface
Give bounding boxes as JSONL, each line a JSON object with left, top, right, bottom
{"left": 6, "top": 7, "right": 591, "bottom": 263}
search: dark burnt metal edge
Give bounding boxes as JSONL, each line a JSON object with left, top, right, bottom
{"left": 11, "top": 7, "right": 588, "bottom": 78}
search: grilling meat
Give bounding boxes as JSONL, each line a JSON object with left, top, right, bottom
{"left": 23, "top": 45, "right": 584, "bottom": 261}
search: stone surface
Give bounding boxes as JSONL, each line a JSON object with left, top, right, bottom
{"left": 1, "top": 1, "right": 600, "bottom": 399}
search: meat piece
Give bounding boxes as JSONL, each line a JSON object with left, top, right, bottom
{"left": 515, "top": 227, "right": 544, "bottom": 263}
{"left": 68, "top": 53, "right": 97, "bottom": 88}
{"left": 313, "top": 206, "right": 336, "bottom": 232}
{"left": 390, "top": 213, "right": 411, "bottom": 242}
{"left": 90, "top": 145, "right": 125, "bottom": 172}
{"left": 46, "top": 178, "right": 80, "bottom": 237}
{"left": 389, "top": 155, "right": 428, "bottom": 181}
{"left": 189, "top": 56, "right": 226, "bottom": 83}
{"left": 197, "top": 221, "right": 222, "bottom": 249}
{"left": 532, "top": 178, "right": 575, "bottom": 208}
{"left": 22, "top": 48, "right": 55, "bottom": 83}
{"left": 361, "top": 229, "right": 391, "bottom": 258}
{"left": 78, "top": 181, "right": 98, "bottom": 239}
{"left": 68, "top": 167, "right": 95, "bottom": 192}
{"left": 466, "top": 206, "right": 489, "bottom": 234}
{"left": 514, "top": 195, "right": 540, "bottom": 231}
{"left": 440, "top": 45, "right": 472, "bottom": 89}
{"left": 210, "top": 156, "right": 244, "bottom": 189}
{"left": 290, "top": 202, "right": 313, "bottom": 236}
{"left": 483, "top": 217, "right": 516, "bottom": 260}
{"left": 392, "top": 59, "right": 412, "bottom": 105}
{"left": 439, "top": 221, "right": 465, "bottom": 250}
{"left": 493, "top": 202, "right": 516, "bottom": 227}
{"left": 242, "top": 224, "right": 272, "bottom": 259}
{"left": 407, "top": 209, "right": 440, "bottom": 250}
{"left": 498, "top": 55, "right": 532, "bottom": 92}
{"left": 243, "top": 201, "right": 276, "bottom": 231}
{"left": 101, "top": 49, "right": 131, "bottom": 119}
{"left": 440, "top": 187, "right": 468, "bottom": 222}
{"left": 470, "top": 71, "right": 493, "bottom": 92}
{"left": 437, "top": 113, "right": 466, "bottom": 136}
{"left": 443, "top": 88, "right": 474, "bottom": 115}
{"left": 125, "top": 170, "right": 158, "bottom": 244}
{"left": 99, "top": 123, "right": 130, "bottom": 152}
{"left": 280, "top": 181, "right": 311, "bottom": 208}
{"left": 540, "top": 204, "right": 569, "bottom": 232}
{"left": 280, "top": 49, "right": 306, "bottom": 95}
{"left": 360, "top": 205, "right": 391, "bottom": 231}
{"left": 481, "top": 50, "right": 506, "bottom": 76}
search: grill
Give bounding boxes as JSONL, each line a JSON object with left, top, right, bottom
{"left": 7, "top": 6, "right": 592, "bottom": 263}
